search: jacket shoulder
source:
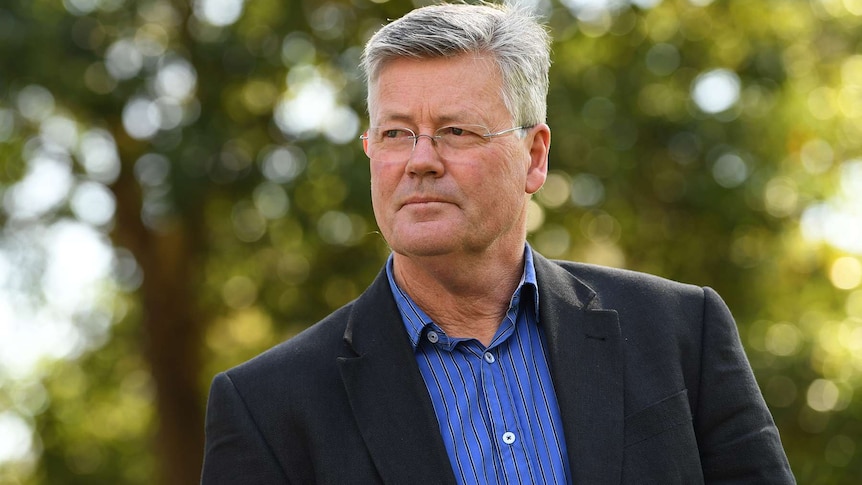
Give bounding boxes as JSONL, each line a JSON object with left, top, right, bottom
{"left": 547, "top": 259, "right": 704, "bottom": 302}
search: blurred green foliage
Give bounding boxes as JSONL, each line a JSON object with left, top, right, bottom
{"left": 1, "top": 0, "right": 861, "bottom": 483}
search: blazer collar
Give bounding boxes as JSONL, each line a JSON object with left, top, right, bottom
{"left": 338, "top": 269, "right": 457, "bottom": 485}
{"left": 338, "top": 253, "right": 624, "bottom": 484}
{"left": 533, "top": 250, "right": 624, "bottom": 484}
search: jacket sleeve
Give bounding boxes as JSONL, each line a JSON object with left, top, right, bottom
{"left": 695, "top": 287, "right": 795, "bottom": 484}
{"left": 201, "top": 372, "right": 290, "bottom": 484}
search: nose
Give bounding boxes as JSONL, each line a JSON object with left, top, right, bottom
{"left": 413, "top": 134, "right": 438, "bottom": 147}
{"left": 406, "top": 134, "right": 444, "bottom": 177}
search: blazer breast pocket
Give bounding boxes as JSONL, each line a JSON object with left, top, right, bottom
{"left": 624, "top": 389, "right": 692, "bottom": 447}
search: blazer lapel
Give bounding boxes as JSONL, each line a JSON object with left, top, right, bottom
{"left": 337, "top": 270, "right": 457, "bottom": 485}
{"left": 534, "top": 251, "right": 624, "bottom": 484}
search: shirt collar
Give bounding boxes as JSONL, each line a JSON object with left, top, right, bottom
{"left": 385, "top": 243, "right": 540, "bottom": 350}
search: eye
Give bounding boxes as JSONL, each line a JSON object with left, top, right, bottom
{"left": 380, "top": 128, "right": 413, "bottom": 139}
{"left": 438, "top": 126, "right": 482, "bottom": 137}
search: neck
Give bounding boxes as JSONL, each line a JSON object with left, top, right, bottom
{"left": 392, "top": 243, "right": 526, "bottom": 346}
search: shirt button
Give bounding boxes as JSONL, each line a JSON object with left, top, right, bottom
{"left": 427, "top": 331, "right": 439, "bottom": 344}
{"left": 483, "top": 352, "right": 495, "bottom": 364}
{"left": 502, "top": 432, "right": 516, "bottom": 445}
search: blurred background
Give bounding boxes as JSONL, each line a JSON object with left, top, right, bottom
{"left": 0, "top": 0, "right": 860, "bottom": 483}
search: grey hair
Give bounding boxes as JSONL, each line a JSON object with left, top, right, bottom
{"left": 360, "top": 2, "right": 551, "bottom": 125}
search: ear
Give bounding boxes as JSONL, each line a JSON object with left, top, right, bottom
{"left": 362, "top": 132, "right": 370, "bottom": 156}
{"left": 525, "top": 123, "right": 550, "bottom": 194}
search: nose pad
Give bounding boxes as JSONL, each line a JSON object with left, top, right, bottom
{"left": 409, "top": 133, "right": 440, "bottom": 158}
{"left": 412, "top": 134, "right": 438, "bottom": 151}
{"left": 406, "top": 134, "right": 444, "bottom": 176}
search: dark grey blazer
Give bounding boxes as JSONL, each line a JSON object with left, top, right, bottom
{"left": 201, "top": 251, "right": 795, "bottom": 484}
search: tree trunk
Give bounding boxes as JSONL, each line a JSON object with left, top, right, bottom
{"left": 111, "top": 138, "right": 206, "bottom": 485}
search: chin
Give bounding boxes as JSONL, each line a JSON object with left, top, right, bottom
{"left": 392, "top": 241, "right": 457, "bottom": 258}
{"left": 387, "top": 233, "right": 462, "bottom": 258}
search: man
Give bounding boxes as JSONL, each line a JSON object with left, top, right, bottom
{"left": 202, "top": 3, "right": 795, "bottom": 484}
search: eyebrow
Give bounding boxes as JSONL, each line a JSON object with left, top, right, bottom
{"left": 374, "top": 113, "right": 489, "bottom": 127}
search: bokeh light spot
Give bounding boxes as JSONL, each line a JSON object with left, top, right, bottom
{"left": 526, "top": 199, "right": 545, "bottom": 233}
{"left": 800, "top": 139, "right": 834, "bottom": 175}
{"left": 40, "top": 115, "right": 79, "bottom": 151}
{"left": 570, "top": 173, "right": 605, "bottom": 207}
{"left": 537, "top": 172, "right": 572, "bottom": 209}
{"left": 282, "top": 34, "right": 316, "bottom": 66}
{"left": 194, "top": 0, "right": 245, "bottom": 27}
{"left": 134, "top": 153, "right": 171, "bottom": 187}
{"left": 645, "top": 43, "right": 681, "bottom": 76}
{"left": 808, "top": 87, "right": 837, "bottom": 120}
{"left": 274, "top": 73, "right": 359, "bottom": 144}
{"left": 691, "top": 68, "right": 741, "bottom": 114}
{"left": 222, "top": 275, "right": 258, "bottom": 309}
{"left": 84, "top": 62, "right": 117, "bottom": 94}
{"left": 764, "top": 177, "right": 799, "bottom": 218}
{"left": 155, "top": 57, "right": 197, "bottom": 101}
{"left": 765, "top": 322, "right": 803, "bottom": 356}
{"left": 582, "top": 211, "right": 621, "bottom": 243}
{"left": 70, "top": 181, "right": 116, "bottom": 227}
{"left": 253, "top": 182, "right": 289, "bottom": 220}
{"left": 825, "top": 434, "right": 856, "bottom": 467}
{"left": 277, "top": 253, "right": 311, "bottom": 285}
{"left": 259, "top": 145, "right": 306, "bottom": 183}
{"left": 712, "top": 153, "right": 748, "bottom": 188}
{"left": 78, "top": 129, "right": 121, "bottom": 184}
{"left": 105, "top": 39, "right": 143, "bottom": 80}
{"left": 830, "top": 256, "right": 862, "bottom": 290}
{"left": 16, "top": 85, "right": 55, "bottom": 122}
{"left": 843, "top": 0, "right": 862, "bottom": 16}
{"left": 4, "top": 152, "right": 73, "bottom": 220}
{"left": 231, "top": 201, "right": 267, "bottom": 242}
{"left": 533, "top": 224, "right": 571, "bottom": 258}
{"left": 122, "top": 97, "right": 161, "bottom": 140}
{"left": 241, "top": 80, "right": 278, "bottom": 115}
{"left": 0, "top": 412, "right": 33, "bottom": 465}
{"left": 807, "top": 378, "right": 840, "bottom": 412}
{"left": 317, "top": 211, "right": 353, "bottom": 245}
{"left": 63, "top": 0, "right": 99, "bottom": 15}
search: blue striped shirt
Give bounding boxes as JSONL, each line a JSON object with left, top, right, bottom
{"left": 385, "top": 246, "right": 572, "bottom": 484}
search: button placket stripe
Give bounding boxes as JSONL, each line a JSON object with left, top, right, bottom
{"left": 506, "top": 321, "right": 544, "bottom": 485}
{"left": 450, "top": 347, "right": 481, "bottom": 482}
{"left": 497, "top": 342, "right": 535, "bottom": 485}
{"left": 488, "top": 343, "right": 526, "bottom": 485}
{"left": 420, "top": 345, "right": 470, "bottom": 479}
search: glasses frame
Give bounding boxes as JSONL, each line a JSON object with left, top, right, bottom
{"left": 359, "top": 124, "right": 535, "bottom": 159}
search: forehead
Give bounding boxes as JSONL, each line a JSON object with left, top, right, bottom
{"left": 368, "top": 54, "right": 508, "bottom": 123}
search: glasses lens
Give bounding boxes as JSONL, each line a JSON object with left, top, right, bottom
{"left": 365, "top": 125, "right": 506, "bottom": 160}
{"left": 435, "top": 126, "right": 486, "bottom": 153}
{"left": 369, "top": 128, "right": 414, "bottom": 161}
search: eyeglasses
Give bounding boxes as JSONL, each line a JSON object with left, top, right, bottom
{"left": 360, "top": 124, "right": 533, "bottom": 161}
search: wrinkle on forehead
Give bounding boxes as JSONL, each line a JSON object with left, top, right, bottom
{"left": 367, "top": 53, "right": 511, "bottom": 129}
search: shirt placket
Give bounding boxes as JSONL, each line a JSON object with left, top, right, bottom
{"left": 476, "top": 341, "right": 527, "bottom": 484}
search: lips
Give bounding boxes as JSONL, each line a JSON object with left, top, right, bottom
{"left": 402, "top": 197, "right": 447, "bottom": 206}
{"left": 399, "top": 195, "right": 455, "bottom": 209}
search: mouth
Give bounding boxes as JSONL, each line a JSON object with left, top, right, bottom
{"left": 400, "top": 197, "right": 451, "bottom": 208}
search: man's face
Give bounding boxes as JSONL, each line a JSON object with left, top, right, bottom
{"left": 365, "top": 54, "right": 548, "bottom": 260}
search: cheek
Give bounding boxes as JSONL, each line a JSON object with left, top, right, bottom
{"left": 488, "top": 149, "right": 529, "bottom": 191}
{"left": 369, "top": 162, "right": 399, "bottom": 210}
